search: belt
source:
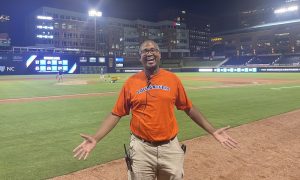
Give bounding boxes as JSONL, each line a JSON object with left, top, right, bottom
{"left": 132, "top": 133, "right": 176, "bottom": 146}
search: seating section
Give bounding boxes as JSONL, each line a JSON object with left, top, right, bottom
{"left": 160, "top": 59, "right": 181, "bottom": 68}
{"left": 221, "top": 54, "right": 300, "bottom": 67}
{"left": 183, "top": 60, "right": 223, "bottom": 67}
{"left": 222, "top": 56, "right": 253, "bottom": 66}
{"left": 123, "top": 57, "right": 223, "bottom": 68}
{"left": 122, "top": 54, "right": 300, "bottom": 68}
{"left": 123, "top": 57, "right": 140, "bottom": 68}
{"left": 276, "top": 55, "right": 300, "bottom": 65}
{"left": 248, "top": 55, "right": 279, "bottom": 65}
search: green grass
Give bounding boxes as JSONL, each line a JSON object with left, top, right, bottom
{"left": 0, "top": 72, "right": 300, "bottom": 179}
{"left": 0, "top": 74, "right": 130, "bottom": 99}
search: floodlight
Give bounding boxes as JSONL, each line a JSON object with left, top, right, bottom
{"left": 88, "top": 9, "right": 102, "bottom": 17}
{"left": 274, "top": 5, "right": 298, "bottom": 14}
{"left": 36, "top": 16, "right": 53, "bottom": 20}
{"left": 88, "top": 9, "right": 102, "bottom": 52}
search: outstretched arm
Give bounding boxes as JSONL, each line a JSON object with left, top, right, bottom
{"left": 185, "top": 105, "right": 238, "bottom": 149}
{"left": 73, "top": 113, "right": 121, "bottom": 160}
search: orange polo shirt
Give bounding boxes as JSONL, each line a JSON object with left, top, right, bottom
{"left": 112, "top": 69, "right": 192, "bottom": 142}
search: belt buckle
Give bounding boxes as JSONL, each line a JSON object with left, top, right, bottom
{"left": 133, "top": 133, "right": 175, "bottom": 146}
{"left": 150, "top": 139, "right": 170, "bottom": 146}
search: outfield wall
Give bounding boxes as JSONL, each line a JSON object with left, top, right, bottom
{"left": 211, "top": 67, "right": 300, "bottom": 73}
{"left": 1, "top": 52, "right": 300, "bottom": 75}
{"left": 0, "top": 52, "right": 122, "bottom": 75}
{"left": 116, "top": 67, "right": 300, "bottom": 73}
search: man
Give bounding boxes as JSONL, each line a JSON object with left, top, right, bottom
{"left": 56, "top": 69, "right": 63, "bottom": 83}
{"left": 100, "top": 67, "right": 105, "bottom": 80}
{"left": 73, "top": 40, "right": 238, "bottom": 180}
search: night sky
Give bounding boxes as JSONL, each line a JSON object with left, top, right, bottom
{"left": 0, "top": 0, "right": 282, "bottom": 45}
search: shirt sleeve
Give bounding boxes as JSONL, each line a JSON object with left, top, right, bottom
{"left": 111, "top": 83, "right": 131, "bottom": 117}
{"left": 175, "top": 77, "right": 192, "bottom": 111}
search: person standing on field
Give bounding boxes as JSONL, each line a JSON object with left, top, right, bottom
{"left": 100, "top": 67, "right": 105, "bottom": 80}
{"left": 56, "top": 69, "right": 63, "bottom": 83}
{"left": 73, "top": 40, "right": 238, "bottom": 180}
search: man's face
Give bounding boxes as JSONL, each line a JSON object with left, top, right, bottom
{"left": 139, "top": 42, "right": 161, "bottom": 71}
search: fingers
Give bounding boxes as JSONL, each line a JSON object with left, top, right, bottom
{"left": 223, "top": 125, "right": 230, "bottom": 130}
{"left": 73, "top": 145, "right": 80, "bottom": 153}
{"left": 73, "top": 147, "right": 84, "bottom": 158}
{"left": 80, "top": 133, "right": 90, "bottom": 140}
{"left": 220, "top": 139, "right": 237, "bottom": 149}
{"left": 224, "top": 139, "right": 237, "bottom": 149}
{"left": 214, "top": 126, "right": 239, "bottom": 149}
{"left": 228, "top": 137, "right": 238, "bottom": 144}
{"left": 73, "top": 134, "right": 97, "bottom": 160}
{"left": 73, "top": 145, "right": 90, "bottom": 160}
{"left": 84, "top": 152, "right": 90, "bottom": 160}
{"left": 78, "top": 149, "right": 86, "bottom": 160}
{"left": 80, "top": 134, "right": 95, "bottom": 143}
{"left": 74, "top": 134, "right": 94, "bottom": 149}
{"left": 214, "top": 125, "right": 230, "bottom": 135}
{"left": 220, "top": 125, "right": 231, "bottom": 132}
{"left": 73, "top": 141, "right": 85, "bottom": 153}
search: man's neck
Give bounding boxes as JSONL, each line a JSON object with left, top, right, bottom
{"left": 145, "top": 67, "right": 159, "bottom": 77}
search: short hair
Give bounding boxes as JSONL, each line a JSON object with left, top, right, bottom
{"left": 139, "top": 40, "right": 160, "bottom": 54}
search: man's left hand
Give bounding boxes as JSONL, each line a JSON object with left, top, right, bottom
{"left": 213, "top": 126, "right": 238, "bottom": 149}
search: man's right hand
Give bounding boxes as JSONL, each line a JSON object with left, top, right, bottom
{"left": 73, "top": 134, "right": 97, "bottom": 160}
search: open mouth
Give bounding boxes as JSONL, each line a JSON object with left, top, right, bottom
{"left": 146, "top": 56, "right": 155, "bottom": 63}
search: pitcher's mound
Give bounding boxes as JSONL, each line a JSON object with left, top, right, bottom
{"left": 56, "top": 80, "right": 88, "bottom": 85}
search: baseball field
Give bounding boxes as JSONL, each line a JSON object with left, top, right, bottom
{"left": 0, "top": 72, "right": 299, "bottom": 180}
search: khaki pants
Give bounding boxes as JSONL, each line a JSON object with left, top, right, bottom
{"left": 128, "top": 135, "right": 185, "bottom": 180}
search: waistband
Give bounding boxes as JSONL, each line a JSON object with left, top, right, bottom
{"left": 131, "top": 133, "right": 176, "bottom": 146}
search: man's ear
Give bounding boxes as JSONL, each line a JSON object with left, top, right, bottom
{"left": 158, "top": 52, "right": 161, "bottom": 60}
{"left": 139, "top": 57, "right": 144, "bottom": 65}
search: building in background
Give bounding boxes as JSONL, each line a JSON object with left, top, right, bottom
{"left": 185, "top": 14, "right": 211, "bottom": 57}
{"left": 239, "top": 0, "right": 300, "bottom": 28}
{"left": 158, "top": 8, "right": 211, "bottom": 56}
{"left": 25, "top": 7, "right": 95, "bottom": 54}
{"left": 212, "top": 20, "right": 300, "bottom": 57}
{"left": 211, "top": 0, "right": 300, "bottom": 56}
{"left": 25, "top": 7, "right": 190, "bottom": 58}
{"left": 0, "top": 15, "right": 11, "bottom": 50}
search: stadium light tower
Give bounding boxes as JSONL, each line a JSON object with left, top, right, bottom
{"left": 89, "top": 9, "right": 102, "bottom": 53}
{"left": 274, "top": 5, "right": 299, "bottom": 14}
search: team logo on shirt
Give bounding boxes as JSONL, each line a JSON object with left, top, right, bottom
{"left": 136, "top": 84, "right": 170, "bottom": 94}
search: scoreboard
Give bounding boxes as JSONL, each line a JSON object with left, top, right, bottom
{"left": 26, "top": 54, "right": 77, "bottom": 74}
{"left": 0, "top": 52, "right": 124, "bottom": 74}
{"left": 34, "top": 56, "right": 69, "bottom": 72}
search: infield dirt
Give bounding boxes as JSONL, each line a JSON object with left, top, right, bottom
{"left": 51, "top": 109, "right": 300, "bottom": 180}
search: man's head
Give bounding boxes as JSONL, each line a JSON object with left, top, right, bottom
{"left": 139, "top": 40, "right": 161, "bottom": 72}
